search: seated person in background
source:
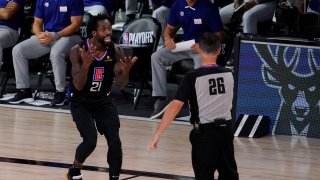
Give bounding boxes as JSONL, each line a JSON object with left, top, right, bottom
{"left": 220, "top": 0, "right": 276, "bottom": 34}
{"left": 150, "top": 0, "right": 224, "bottom": 119}
{"left": 125, "top": 0, "right": 137, "bottom": 22}
{"left": 83, "top": 0, "right": 115, "bottom": 16}
{"left": 151, "top": 0, "right": 174, "bottom": 45}
{"left": 0, "top": 0, "right": 25, "bottom": 70}
{"left": 9, "top": 0, "right": 84, "bottom": 106}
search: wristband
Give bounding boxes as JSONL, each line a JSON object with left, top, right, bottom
{"left": 54, "top": 32, "right": 60, "bottom": 40}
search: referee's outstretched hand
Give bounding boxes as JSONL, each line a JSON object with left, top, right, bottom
{"left": 148, "top": 133, "right": 160, "bottom": 151}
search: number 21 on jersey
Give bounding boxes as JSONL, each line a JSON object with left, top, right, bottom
{"left": 90, "top": 67, "right": 104, "bottom": 92}
{"left": 91, "top": 82, "right": 102, "bottom": 92}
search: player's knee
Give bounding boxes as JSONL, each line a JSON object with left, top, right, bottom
{"left": 86, "top": 140, "right": 97, "bottom": 151}
{"left": 84, "top": 135, "right": 98, "bottom": 150}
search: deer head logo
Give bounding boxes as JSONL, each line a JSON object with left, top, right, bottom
{"left": 254, "top": 44, "right": 320, "bottom": 138}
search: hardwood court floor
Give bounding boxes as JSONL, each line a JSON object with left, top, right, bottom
{"left": 0, "top": 106, "right": 320, "bottom": 180}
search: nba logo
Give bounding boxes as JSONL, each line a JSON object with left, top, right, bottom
{"left": 122, "top": 32, "right": 129, "bottom": 44}
{"left": 93, "top": 67, "right": 104, "bottom": 81}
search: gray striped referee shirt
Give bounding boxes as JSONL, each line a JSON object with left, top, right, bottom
{"left": 174, "top": 65, "right": 234, "bottom": 124}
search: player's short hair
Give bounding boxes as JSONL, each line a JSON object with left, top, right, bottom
{"left": 199, "top": 32, "right": 221, "bottom": 55}
{"left": 87, "top": 14, "right": 112, "bottom": 38}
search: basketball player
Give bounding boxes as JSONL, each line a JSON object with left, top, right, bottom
{"left": 148, "top": 32, "right": 239, "bottom": 179}
{"left": 66, "top": 14, "right": 137, "bottom": 180}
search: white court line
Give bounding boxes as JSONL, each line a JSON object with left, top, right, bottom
{"left": 0, "top": 104, "right": 190, "bottom": 125}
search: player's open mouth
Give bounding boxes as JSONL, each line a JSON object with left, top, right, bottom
{"left": 104, "top": 37, "right": 111, "bottom": 43}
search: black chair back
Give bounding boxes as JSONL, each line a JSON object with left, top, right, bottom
{"left": 167, "top": 59, "right": 194, "bottom": 85}
{"left": 118, "top": 17, "right": 161, "bottom": 110}
{"left": 119, "top": 17, "right": 161, "bottom": 52}
{"left": 119, "top": 17, "right": 161, "bottom": 80}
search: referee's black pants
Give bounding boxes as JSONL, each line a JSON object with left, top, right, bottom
{"left": 189, "top": 121, "right": 239, "bottom": 180}
{"left": 70, "top": 95, "right": 122, "bottom": 178}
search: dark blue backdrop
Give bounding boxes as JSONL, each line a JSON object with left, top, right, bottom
{"left": 235, "top": 39, "right": 320, "bottom": 138}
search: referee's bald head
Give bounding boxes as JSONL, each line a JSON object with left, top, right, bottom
{"left": 199, "top": 33, "right": 221, "bottom": 55}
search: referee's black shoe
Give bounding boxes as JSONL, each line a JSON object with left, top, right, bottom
{"left": 150, "top": 98, "right": 171, "bottom": 119}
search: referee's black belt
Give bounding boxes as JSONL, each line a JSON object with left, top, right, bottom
{"left": 199, "top": 119, "right": 231, "bottom": 129}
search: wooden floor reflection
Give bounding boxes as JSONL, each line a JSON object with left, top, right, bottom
{"left": 0, "top": 106, "right": 319, "bottom": 180}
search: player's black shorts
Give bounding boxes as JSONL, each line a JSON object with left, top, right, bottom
{"left": 70, "top": 94, "right": 120, "bottom": 135}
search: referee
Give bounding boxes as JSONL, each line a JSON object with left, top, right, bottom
{"left": 148, "top": 32, "right": 239, "bottom": 180}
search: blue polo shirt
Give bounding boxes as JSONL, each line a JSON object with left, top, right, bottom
{"left": 151, "top": 0, "right": 174, "bottom": 8}
{"left": 83, "top": 0, "right": 115, "bottom": 14}
{"left": 0, "top": 0, "right": 25, "bottom": 30}
{"left": 83, "top": 0, "right": 104, "bottom": 6}
{"left": 168, "top": 0, "right": 223, "bottom": 42}
{"left": 309, "top": 0, "right": 320, "bottom": 13}
{"left": 34, "top": 0, "right": 84, "bottom": 32}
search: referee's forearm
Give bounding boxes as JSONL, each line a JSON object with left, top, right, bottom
{"left": 155, "top": 100, "right": 184, "bottom": 136}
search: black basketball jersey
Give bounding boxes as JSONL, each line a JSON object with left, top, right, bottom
{"left": 71, "top": 39, "right": 117, "bottom": 97}
{"left": 174, "top": 65, "right": 234, "bottom": 124}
